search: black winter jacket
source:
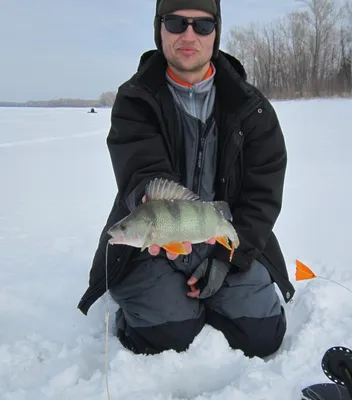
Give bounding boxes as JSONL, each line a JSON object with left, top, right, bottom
{"left": 77, "top": 50, "right": 295, "bottom": 315}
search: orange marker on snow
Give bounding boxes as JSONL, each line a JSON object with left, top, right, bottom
{"left": 295, "top": 259, "right": 352, "bottom": 294}
{"left": 295, "top": 260, "right": 317, "bottom": 281}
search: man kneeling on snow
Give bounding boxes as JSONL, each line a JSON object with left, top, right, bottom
{"left": 78, "top": 0, "right": 295, "bottom": 358}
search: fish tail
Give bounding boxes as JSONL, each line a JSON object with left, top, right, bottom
{"left": 229, "top": 235, "right": 240, "bottom": 261}
{"left": 216, "top": 236, "right": 239, "bottom": 262}
{"left": 229, "top": 240, "right": 235, "bottom": 262}
{"left": 216, "top": 236, "right": 232, "bottom": 251}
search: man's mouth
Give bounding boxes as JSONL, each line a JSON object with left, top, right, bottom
{"left": 179, "top": 48, "right": 197, "bottom": 56}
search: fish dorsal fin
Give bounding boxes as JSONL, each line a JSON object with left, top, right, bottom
{"left": 145, "top": 178, "right": 199, "bottom": 201}
{"left": 211, "top": 201, "right": 233, "bottom": 221}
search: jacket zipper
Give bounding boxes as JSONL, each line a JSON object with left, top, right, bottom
{"left": 193, "top": 118, "right": 215, "bottom": 195}
{"left": 189, "top": 87, "right": 196, "bottom": 116}
{"left": 184, "top": 87, "right": 211, "bottom": 264}
{"left": 188, "top": 86, "right": 203, "bottom": 195}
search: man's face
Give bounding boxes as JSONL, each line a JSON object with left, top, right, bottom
{"left": 160, "top": 9, "right": 216, "bottom": 74}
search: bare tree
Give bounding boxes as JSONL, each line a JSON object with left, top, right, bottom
{"left": 296, "top": 0, "right": 342, "bottom": 95}
{"left": 285, "top": 11, "right": 312, "bottom": 96}
{"left": 343, "top": 0, "right": 352, "bottom": 94}
{"left": 99, "top": 91, "right": 117, "bottom": 107}
{"left": 225, "top": 0, "right": 351, "bottom": 99}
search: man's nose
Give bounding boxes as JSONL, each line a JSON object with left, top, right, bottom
{"left": 182, "top": 24, "right": 197, "bottom": 39}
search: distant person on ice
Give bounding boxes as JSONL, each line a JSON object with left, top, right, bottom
{"left": 78, "top": 0, "right": 295, "bottom": 358}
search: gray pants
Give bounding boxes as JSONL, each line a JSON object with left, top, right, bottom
{"left": 109, "top": 252, "right": 286, "bottom": 357}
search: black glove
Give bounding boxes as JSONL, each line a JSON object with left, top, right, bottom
{"left": 190, "top": 258, "right": 231, "bottom": 299}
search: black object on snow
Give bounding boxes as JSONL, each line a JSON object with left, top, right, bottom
{"left": 302, "top": 346, "right": 352, "bottom": 399}
{"left": 88, "top": 108, "right": 97, "bottom": 113}
{"left": 302, "top": 383, "right": 350, "bottom": 399}
{"left": 322, "top": 346, "right": 352, "bottom": 396}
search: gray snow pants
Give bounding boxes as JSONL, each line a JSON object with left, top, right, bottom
{"left": 109, "top": 249, "right": 286, "bottom": 358}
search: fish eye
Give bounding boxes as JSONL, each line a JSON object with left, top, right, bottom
{"left": 120, "top": 224, "right": 127, "bottom": 231}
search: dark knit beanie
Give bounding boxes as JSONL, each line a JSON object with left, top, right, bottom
{"left": 154, "top": 0, "right": 222, "bottom": 58}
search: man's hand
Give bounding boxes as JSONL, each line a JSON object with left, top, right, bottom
{"left": 142, "top": 194, "right": 216, "bottom": 260}
{"left": 187, "top": 258, "right": 230, "bottom": 299}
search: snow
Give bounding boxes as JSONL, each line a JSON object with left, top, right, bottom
{"left": 0, "top": 99, "right": 351, "bottom": 400}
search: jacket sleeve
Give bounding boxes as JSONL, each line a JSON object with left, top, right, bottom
{"left": 107, "top": 87, "right": 180, "bottom": 212}
{"left": 214, "top": 98, "right": 287, "bottom": 270}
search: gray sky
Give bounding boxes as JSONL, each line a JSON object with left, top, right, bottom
{"left": 0, "top": 0, "right": 300, "bottom": 102}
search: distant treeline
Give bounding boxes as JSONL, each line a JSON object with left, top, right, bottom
{"left": 226, "top": 0, "right": 352, "bottom": 99}
{"left": 0, "top": 91, "right": 117, "bottom": 108}
{"left": 3, "top": 0, "right": 351, "bottom": 106}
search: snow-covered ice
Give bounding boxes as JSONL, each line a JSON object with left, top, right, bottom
{"left": 1, "top": 99, "right": 351, "bottom": 400}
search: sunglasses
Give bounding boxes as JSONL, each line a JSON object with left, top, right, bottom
{"left": 161, "top": 15, "right": 217, "bottom": 36}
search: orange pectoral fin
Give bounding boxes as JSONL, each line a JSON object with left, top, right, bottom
{"left": 296, "top": 260, "right": 317, "bottom": 281}
{"left": 162, "top": 242, "right": 189, "bottom": 255}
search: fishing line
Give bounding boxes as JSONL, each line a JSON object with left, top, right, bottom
{"left": 105, "top": 241, "right": 111, "bottom": 400}
{"left": 315, "top": 276, "right": 352, "bottom": 295}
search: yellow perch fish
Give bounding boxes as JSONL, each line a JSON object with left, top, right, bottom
{"left": 107, "top": 178, "right": 240, "bottom": 261}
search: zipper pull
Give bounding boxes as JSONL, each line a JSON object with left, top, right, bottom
{"left": 198, "top": 151, "right": 202, "bottom": 168}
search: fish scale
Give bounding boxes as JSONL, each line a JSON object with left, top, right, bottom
{"left": 151, "top": 200, "right": 218, "bottom": 242}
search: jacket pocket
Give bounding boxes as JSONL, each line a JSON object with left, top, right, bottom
{"left": 241, "top": 106, "right": 267, "bottom": 137}
{"left": 227, "top": 156, "right": 243, "bottom": 203}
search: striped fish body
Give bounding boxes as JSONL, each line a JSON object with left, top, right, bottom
{"left": 140, "top": 199, "right": 237, "bottom": 246}
{"left": 107, "top": 178, "right": 240, "bottom": 260}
